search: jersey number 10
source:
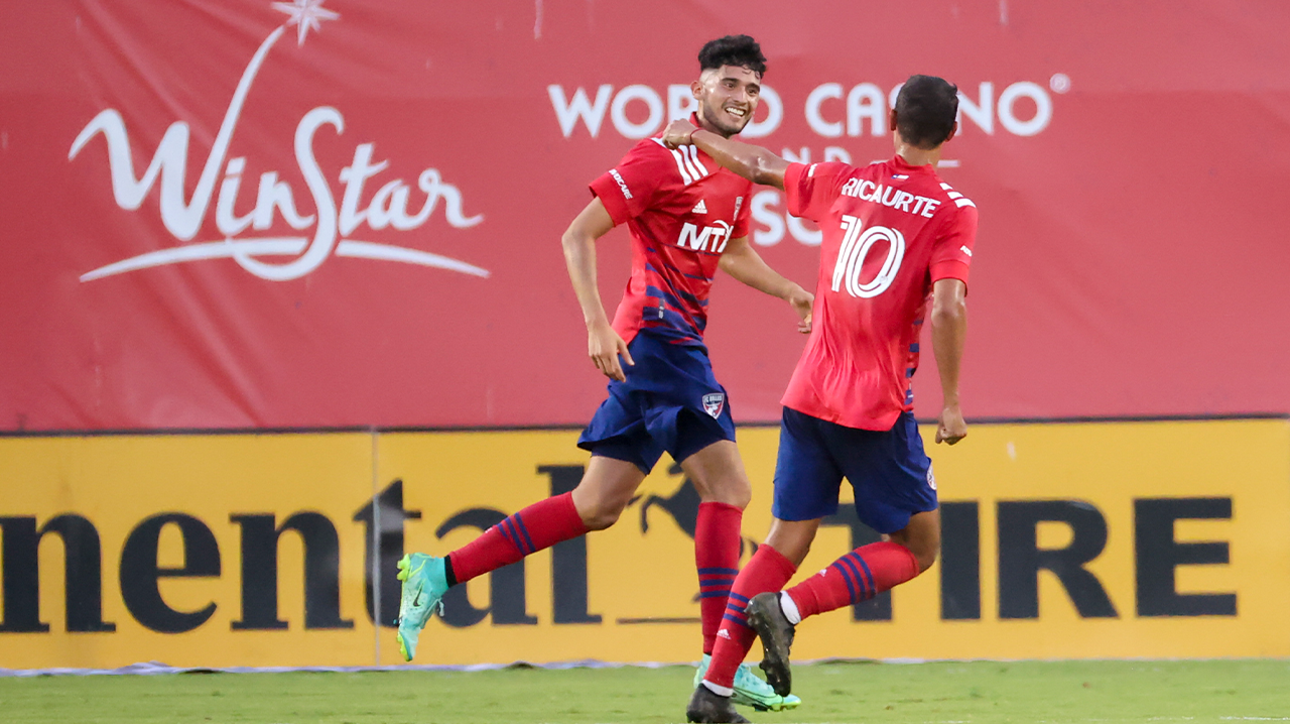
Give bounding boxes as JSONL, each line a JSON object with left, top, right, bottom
{"left": 831, "top": 214, "right": 907, "bottom": 298}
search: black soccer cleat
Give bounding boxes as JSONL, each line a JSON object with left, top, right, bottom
{"left": 745, "top": 592, "right": 796, "bottom": 697}
{"left": 686, "top": 684, "right": 752, "bottom": 723}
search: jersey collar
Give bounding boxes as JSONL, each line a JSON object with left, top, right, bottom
{"left": 890, "top": 155, "right": 935, "bottom": 174}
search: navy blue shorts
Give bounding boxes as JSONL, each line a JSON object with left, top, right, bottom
{"left": 578, "top": 332, "right": 736, "bottom": 474}
{"left": 772, "top": 407, "right": 937, "bottom": 534}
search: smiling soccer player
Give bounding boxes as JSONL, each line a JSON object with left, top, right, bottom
{"left": 397, "top": 35, "right": 811, "bottom": 716}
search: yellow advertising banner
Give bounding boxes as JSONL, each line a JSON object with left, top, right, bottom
{"left": 1, "top": 419, "right": 1287, "bottom": 670}
{"left": 0, "top": 433, "right": 377, "bottom": 669}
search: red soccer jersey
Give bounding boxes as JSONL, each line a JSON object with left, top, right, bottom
{"left": 589, "top": 128, "right": 753, "bottom": 346}
{"left": 781, "top": 157, "right": 978, "bottom": 430}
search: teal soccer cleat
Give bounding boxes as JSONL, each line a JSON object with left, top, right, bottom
{"left": 694, "top": 654, "right": 803, "bottom": 712}
{"left": 395, "top": 553, "right": 449, "bottom": 661}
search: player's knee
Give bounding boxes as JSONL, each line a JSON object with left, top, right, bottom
{"left": 697, "top": 474, "right": 751, "bottom": 510}
{"left": 578, "top": 497, "right": 626, "bottom": 530}
{"left": 888, "top": 529, "right": 939, "bottom": 573}
{"left": 912, "top": 545, "right": 938, "bottom": 574}
{"left": 899, "top": 533, "right": 939, "bottom": 573}
{"left": 716, "top": 483, "right": 751, "bottom": 510}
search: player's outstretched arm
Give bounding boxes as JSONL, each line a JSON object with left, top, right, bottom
{"left": 931, "top": 278, "right": 968, "bottom": 444}
{"left": 719, "top": 235, "right": 813, "bottom": 333}
{"left": 562, "top": 197, "right": 635, "bottom": 382}
{"left": 661, "top": 120, "right": 789, "bottom": 190}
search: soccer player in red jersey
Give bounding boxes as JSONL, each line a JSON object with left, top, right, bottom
{"left": 662, "top": 75, "right": 976, "bottom": 723}
{"left": 396, "top": 36, "right": 812, "bottom": 713}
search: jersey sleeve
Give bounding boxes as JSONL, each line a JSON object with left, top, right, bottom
{"left": 588, "top": 140, "right": 669, "bottom": 225}
{"left": 783, "top": 161, "right": 852, "bottom": 222}
{"left": 731, "top": 178, "right": 755, "bottom": 238}
{"left": 929, "top": 204, "right": 979, "bottom": 286}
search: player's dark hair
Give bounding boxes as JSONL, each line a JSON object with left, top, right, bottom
{"left": 894, "top": 75, "right": 959, "bottom": 148}
{"left": 698, "top": 35, "right": 766, "bottom": 76}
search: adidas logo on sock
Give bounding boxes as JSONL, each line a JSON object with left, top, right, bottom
{"left": 692, "top": 199, "right": 708, "bottom": 214}
{"left": 717, "top": 628, "right": 732, "bottom": 639}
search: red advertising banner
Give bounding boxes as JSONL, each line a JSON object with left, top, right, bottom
{"left": 1, "top": 0, "right": 1287, "bottom": 431}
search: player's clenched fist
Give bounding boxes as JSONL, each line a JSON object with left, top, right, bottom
{"left": 661, "top": 119, "right": 697, "bottom": 149}
{"left": 587, "top": 320, "right": 634, "bottom": 382}
{"left": 935, "top": 405, "right": 967, "bottom": 445}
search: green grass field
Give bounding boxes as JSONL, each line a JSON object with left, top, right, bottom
{"left": 3, "top": 660, "right": 1289, "bottom": 723}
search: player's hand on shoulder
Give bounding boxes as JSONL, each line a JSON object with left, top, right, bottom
{"left": 587, "top": 321, "right": 634, "bottom": 382}
{"left": 788, "top": 285, "right": 814, "bottom": 333}
{"left": 661, "top": 120, "right": 695, "bottom": 149}
{"left": 935, "top": 405, "right": 967, "bottom": 445}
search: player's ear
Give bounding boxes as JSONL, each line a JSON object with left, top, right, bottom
{"left": 691, "top": 79, "right": 703, "bottom": 100}
{"left": 943, "top": 121, "right": 958, "bottom": 144}
{"left": 888, "top": 109, "right": 899, "bottom": 133}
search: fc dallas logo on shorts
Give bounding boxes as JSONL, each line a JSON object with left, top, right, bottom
{"left": 702, "top": 393, "right": 725, "bottom": 419}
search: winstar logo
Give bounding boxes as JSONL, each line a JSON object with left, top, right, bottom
{"left": 69, "top": 0, "right": 488, "bottom": 283}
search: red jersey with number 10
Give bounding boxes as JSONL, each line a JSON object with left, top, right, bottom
{"left": 589, "top": 130, "right": 753, "bottom": 346}
{"left": 782, "top": 157, "right": 978, "bottom": 431}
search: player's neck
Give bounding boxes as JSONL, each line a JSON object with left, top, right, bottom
{"left": 695, "top": 114, "right": 737, "bottom": 139}
{"left": 894, "top": 143, "right": 941, "bottom": 168}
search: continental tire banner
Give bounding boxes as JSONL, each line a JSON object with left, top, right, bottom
{"left": 1, "top": 1, "right": 1288, "bottom": 431}
{"left": 2, "top": 419, "right": 1287, "bottom": 669}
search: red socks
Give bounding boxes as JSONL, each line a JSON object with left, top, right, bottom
{"left": 695, "top": 502, "right": 743, "bottom": 655}
{"left": 705, "top": 544, "right": 797, "bottom": 690}
{"left": 786, "top": 541, "right": 920, "bottom": 619}
{"left": 448, "top": 491, "right": 588, "bottom": 583}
